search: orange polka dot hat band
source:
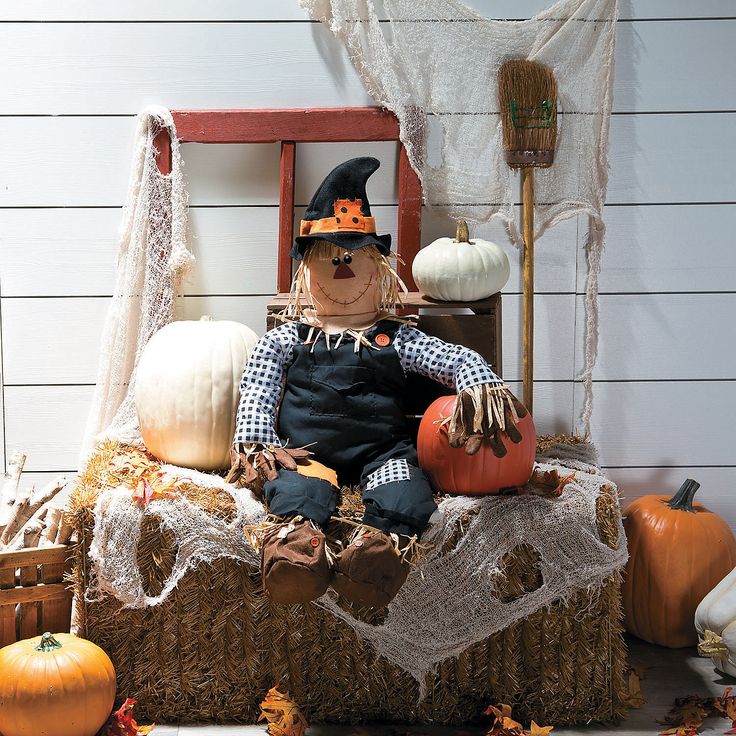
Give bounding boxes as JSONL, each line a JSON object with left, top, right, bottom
{"left": 299, "top": 199, "right": 377, "bottom": 236}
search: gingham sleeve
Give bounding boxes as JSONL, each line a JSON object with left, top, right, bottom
{"left": 233, "top": 322, "right": 300, "bottom": 447}
{"left": 392, "top": 323, "right": 503, "bottom": 393}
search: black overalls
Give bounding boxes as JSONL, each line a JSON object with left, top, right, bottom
{"left": 263, "top": 320, "right": 437, "bottom": 536}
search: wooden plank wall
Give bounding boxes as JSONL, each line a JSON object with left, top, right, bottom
{"left": 0, "top": 1, "right": 734, "bottom": 522}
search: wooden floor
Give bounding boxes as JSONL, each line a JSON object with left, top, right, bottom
{"left": 152, "top": 638, "right": 735, "bottom": 735}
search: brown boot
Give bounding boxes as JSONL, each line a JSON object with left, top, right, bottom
{"left": 332, "top": 529, "right": 410, "bottom": 608}
{"left": 261, "top": 519, "right": 332, "bottom": 604}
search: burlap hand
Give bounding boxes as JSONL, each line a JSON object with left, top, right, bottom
{"left": 226, "top": 443, "right": 313, "bottom": 488}
{"left": 447, "top": 384, "right": 528, "bottom": 458}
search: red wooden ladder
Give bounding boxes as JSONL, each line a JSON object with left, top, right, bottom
{"left": 154, "top": 107, "right": 422, "bottom": 291}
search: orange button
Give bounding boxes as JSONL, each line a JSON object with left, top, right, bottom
{"left": 310, "top": 537, "right": 320, "bottom": 548}
{"left": 375, "top": 333, "right": 390, "bottom": 347}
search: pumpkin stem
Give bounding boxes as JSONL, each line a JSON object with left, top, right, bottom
{"left": 35, "top": 632, "right": 63, "bottom": 652}
{"left": 455, "top": 220, "right": 470, "bottom": 243}
{"left": 666, "top": 479, "right": 701, "bottom": 512}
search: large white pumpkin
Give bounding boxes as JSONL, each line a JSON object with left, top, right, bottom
{"left": 695, "top": 565, "right": 736, "bottom": 676}
{"left": 412, "top": 220, "right": 510, "bottom": 302}
{"left": 135, "top": 316, "right": 259, "bottom": 471}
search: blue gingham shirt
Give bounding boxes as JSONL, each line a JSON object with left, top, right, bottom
{"left": 233, "top": 321, "right": 502, "bottom": 447}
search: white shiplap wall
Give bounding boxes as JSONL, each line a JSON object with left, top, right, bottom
{"left": 1, "top": 1, "right": 734, "bottom": 521}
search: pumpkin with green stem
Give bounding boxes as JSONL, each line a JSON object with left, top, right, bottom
{"left": 623, "top": 479, "right": 736, "bottom": 648}
{"left": 0, "top": 632, "right": 116, "bottom": 736}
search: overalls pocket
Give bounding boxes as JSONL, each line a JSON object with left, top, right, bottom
{"left": 309, "top": 365, "right": 377, "bottom": 418}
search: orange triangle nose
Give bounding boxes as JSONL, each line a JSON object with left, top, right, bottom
{"left": 333, "top": 263, "right": 356, "bottom": 279}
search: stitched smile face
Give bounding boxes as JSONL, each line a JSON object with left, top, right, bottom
{"left": 305, "top": 243, "right": 381, "bottom": 314}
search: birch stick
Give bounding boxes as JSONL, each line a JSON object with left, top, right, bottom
{"left": 42, "top": 507, "right": 63, "bottom": 546}
{"left": 8, "top": 506, "right": 48, "bottom": 550}
{"left": 21, "top": 517, "right": 45, "bottom": 549}
{"left": 55, "top": 512, "right": 75, "bottom": 545}
{"left": 31, "top": 476, "right": 67, "bottom": 510}
{"left": 1, "top": 477, "right": 65, "bottom": 546}
{"left": 0, "top": 451, "right": 28, "bottom": 535}
{"left": 0, "top": 494, "right": 31, "bottom": 546}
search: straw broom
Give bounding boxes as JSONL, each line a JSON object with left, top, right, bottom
{"left": 498, "top": 59, "right": 558, "bottom": 415}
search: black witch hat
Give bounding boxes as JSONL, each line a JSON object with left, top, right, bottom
{"left": 291, "top": 156, "right": 392, "bottom": 260}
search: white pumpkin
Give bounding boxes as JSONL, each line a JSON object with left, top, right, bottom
{"left": 135, "top": 316, "right": 259, "bottom": 471}
{"left": 695, "top": 565, "right": 736, "bottom": 676}
{"left": 412, "top": 220, "right": 510, "bottom": 302}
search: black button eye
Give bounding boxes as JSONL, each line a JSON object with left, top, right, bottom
{"left": 341, "top": 207, "right": 348, "bottom": 213}
{"left": 343, "top": 254, "right": 353, "bottom": 264}
{"left": 331, "top": 256, "right": 341, "bottom": 266}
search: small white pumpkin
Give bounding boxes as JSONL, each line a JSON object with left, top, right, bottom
{"left": 412, "top": 220, "right": 510, "bottom": 302}
{"left": 695, "top": 565, "right": 736, "bottom": 676}
{"left": 135, "top": 316, "right": 258, "bottom": 471}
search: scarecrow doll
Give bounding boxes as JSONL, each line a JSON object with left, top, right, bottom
{"left": 229, "top": 157, "right": 527, "bottom": 608}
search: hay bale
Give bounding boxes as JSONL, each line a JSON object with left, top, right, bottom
{"left": 69, "top": 439, "right": 628, "bottom": 726}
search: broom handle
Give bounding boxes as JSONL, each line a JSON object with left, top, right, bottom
{"left": 521, "top": 167, "right": 534, "bottom": 415}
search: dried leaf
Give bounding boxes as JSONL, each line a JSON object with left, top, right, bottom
{"left": 528, "top": 722, "right": 554, "bottom": 736}
{"left": 258, "top": 684, "right": 308, "bottom": 736}
{"left": 484, "top": 703, "right": 525, "bottom": 735}
{"left": 659, "top": 695, "right": 715, "bottom": 736}
{"left": 621, "top": 668, "right": 646, "bottom": 709}
{"left": 97, "top": 697, "right": 155, "bottom": 736}
{"left": 715, "top": 687, "right": 736, "bottom": 720}
{"left": 525, "top": 468, "right": 576, "bottom": 498}
{"left": 131, "top": 478, "right": 177, "bottom": 508}
{"left": 659, "top": 728, "right": 699, "bottom": 736}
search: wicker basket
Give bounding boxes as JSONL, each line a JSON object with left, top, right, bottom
{"left": 70, "top": 477, "right": 628, "bottom": 727}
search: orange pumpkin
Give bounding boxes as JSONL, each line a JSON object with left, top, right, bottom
{"left": 623, "top": 479, "right": 736, "bottom": 648}
{"left": 417, "top": 394, "right": 536, "bottom": 495}
{"left": 0, "top": 632, "right": 116, "bottom": 736}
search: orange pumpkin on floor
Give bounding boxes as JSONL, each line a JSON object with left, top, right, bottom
{"left": 0, "top": 632, "right": 116, "bottom": 736}
{"left": 623, "top": 479, "right": 736, "bottom": 648}
{"left": 417, "top": 394, "right": 536, "bottom": 495}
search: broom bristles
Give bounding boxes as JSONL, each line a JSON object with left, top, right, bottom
{"left": 498, "top": 59, "right": 558, "bottom": 169}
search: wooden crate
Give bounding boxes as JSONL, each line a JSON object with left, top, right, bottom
{"left": 0, "top": 544, "right": 73, "bottom": 646}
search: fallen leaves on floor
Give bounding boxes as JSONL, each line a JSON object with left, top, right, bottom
{"left": 715, "top": 688, "right": 736, "bottom": 734}
{"left": 483, "top": 703, "right": 553, "bottom": 736}
{"left": 659, "top": 689, "right": 736, "bottom": 736}
{"left": 621, "top": 667, "right": 647, "bottom": 709}
{"left": 258, "top": 683, "right": 309, "bottom": 736}
{"left": 97, "top": 698, "right": 155, "bottom": 735}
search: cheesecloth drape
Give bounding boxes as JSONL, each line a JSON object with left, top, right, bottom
{"left": 299, "top": 0, "right": 619, "bottom": 431}
{"left": 80, "top": 107, "right": 194, "bottom": 463}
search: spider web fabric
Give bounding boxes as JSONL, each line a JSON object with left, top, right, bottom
{"left": 80, "top": 107, "right": 194, "bottom": 463}
{"left": 299, "top": 0, "right": 619, "bottom": 431}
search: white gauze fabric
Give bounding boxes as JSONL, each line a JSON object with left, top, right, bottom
{"left": 299, "top": 0, "right": 619, "bottom": 432}
{"left": 84, "top": 444, "right": 627, "bottom": 694}
{"left": 84, "top": 465, "right": 266, "bottom": 608}
{"left": 318, "top": 449, "right": 627, "bottom": 694}
{"left": 80, "top": 106, "right": 194, "bottom": 464}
